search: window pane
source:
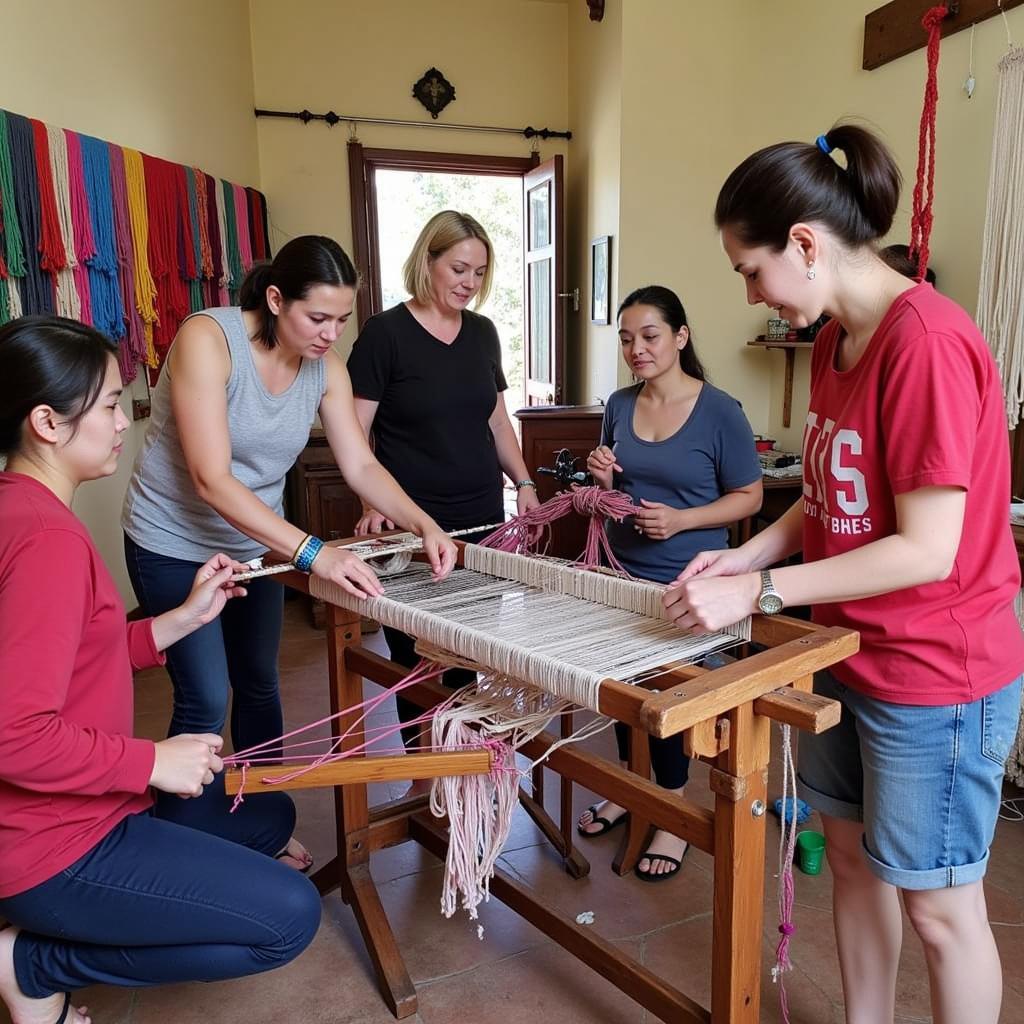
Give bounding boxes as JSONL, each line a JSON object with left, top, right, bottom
{"left": 529, "top": 259, "right": 551, "bottom": 384}
{"left": 528, "top": 182, "right": 550, "bottom": 250}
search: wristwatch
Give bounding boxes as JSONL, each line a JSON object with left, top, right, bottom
{"left": 757, "top": 569, "right": 784, "bottom": 615}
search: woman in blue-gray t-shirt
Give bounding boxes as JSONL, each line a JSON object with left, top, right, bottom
{"left": 577, "top": 285, "right": 762, "bottom": 881}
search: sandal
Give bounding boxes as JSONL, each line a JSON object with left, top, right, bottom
{"left": 635, "top": 842, "right": 689, "bottom": 883}
{"left": 56, "top": 992, "right": 71, "bottom": 1024}
{"left": 275, "top": 837, "right": 314, "bottom": 874}
{"left": 576, "top": 803, "right": 628, "bottom": 838}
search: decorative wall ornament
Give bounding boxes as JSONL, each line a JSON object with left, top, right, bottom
{"left": 412, "top": 67, "right": 456, "bottom": 119}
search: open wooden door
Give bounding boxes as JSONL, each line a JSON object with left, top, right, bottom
{"left": 523, "top": 156, "right": 566, "bottom": 405}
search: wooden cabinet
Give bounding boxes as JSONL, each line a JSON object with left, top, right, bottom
{"left": 515, "top": 404, "right": 604, "bottom": 561}
{"left": 285, "top": 429, "right": 361, "bottom": 626}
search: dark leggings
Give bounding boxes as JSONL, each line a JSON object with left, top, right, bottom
{"left": 612, "top": 724, "right": 690, "bottom": 790}
{"left": 0, "top": 782, "right": 319, "bottom": 998}
{"left": 124, "top": 534, "right": 286, "bottom": 824}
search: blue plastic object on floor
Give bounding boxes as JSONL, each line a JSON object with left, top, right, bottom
{"left": 773, "top": 796, "right": 812, "bottom": 825}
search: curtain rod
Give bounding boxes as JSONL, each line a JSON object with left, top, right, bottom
{"left": 254, "top": 108, "right": 572, "bottom": 141}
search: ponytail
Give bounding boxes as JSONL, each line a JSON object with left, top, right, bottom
{"left": 715, "top": 122, "right": 901, "bottom": 250}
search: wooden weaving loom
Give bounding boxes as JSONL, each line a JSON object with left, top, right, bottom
{"left": 224, "top": 539, "right": 858, "bottom": 1024}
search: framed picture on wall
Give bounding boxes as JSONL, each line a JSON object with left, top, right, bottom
{"left": 591, "top": 235, "right": 611, "bottom": 325}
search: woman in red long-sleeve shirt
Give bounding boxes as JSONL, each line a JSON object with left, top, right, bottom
{"left": 0, "top": 316, "right": 320, "bottom": 1024}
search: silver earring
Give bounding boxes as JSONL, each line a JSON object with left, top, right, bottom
{"left": 806, "top": 261, "right": 816, "bottom": 281}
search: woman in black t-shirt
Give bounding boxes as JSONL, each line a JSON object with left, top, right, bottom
{"left": 347, "top": 211, "right": 539, "bottom": 777}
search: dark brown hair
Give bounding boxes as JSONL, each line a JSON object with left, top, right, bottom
{"left": 239, "top": 235, "right": 358, "bottom": 349}
{"left": 0, "top": 315, "right": 118, "bottom": 456}
{"left": 714, "top": 124, "right": 902, "bottom": 250}
{"left": 617, "top": 285, "right": 707, "bottom": 380}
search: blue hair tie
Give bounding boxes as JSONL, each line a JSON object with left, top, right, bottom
{"left": 816, "top": 134, "right": 833, "bottom": 155}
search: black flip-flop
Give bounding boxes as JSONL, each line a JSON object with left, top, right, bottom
{"left": 635, "top": 843, "right": 689, "bottom": 883}
{"left": 576, "top": 804, "right": 628, "bottom": 838}
{"left": 275, "top": 850, "right": 314, "bottom": 875}
{"left": 55, "top": 992, "right": 71, "bottom": 1024}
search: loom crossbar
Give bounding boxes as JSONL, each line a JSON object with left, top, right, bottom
{"left": 222, "top": 750, "right": 492, "bottom": 795}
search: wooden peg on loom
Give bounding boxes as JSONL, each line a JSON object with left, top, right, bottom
{"left": 222, "top": 749, "right": 493, "bottom": 795}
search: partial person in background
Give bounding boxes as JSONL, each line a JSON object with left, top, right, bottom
{"left": 577, "top": 285, "right": 762, "bottom": 881}
{"left": 348, "top": 211, "right": 540, "bottom": 782}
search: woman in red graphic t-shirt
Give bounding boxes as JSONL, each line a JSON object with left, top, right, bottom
{"left": 662, "top": 124, "right": 1024, "bottom": 1024}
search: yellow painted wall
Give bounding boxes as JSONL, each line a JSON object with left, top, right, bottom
{"left": 0, "top": 0, "right": 260, "bottom": 600}
{"left": 611, "top": 0, "right": 1024, "bottom": 451}
{"left": 250, "top": 0, "right": 569, "bottom": 351}
{"left": 566, "top": 0, "right": 622, "bottom": 406}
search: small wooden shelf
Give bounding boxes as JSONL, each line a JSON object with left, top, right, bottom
{"left": 747, "top": 336, "right": 814, "bottom": 428}
{"left": 747, "top": 337, "right": 815, "bottom": 350}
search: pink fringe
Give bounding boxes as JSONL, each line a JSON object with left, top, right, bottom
{"left": 480, "top": 485, "right": 637, "bottom": 574}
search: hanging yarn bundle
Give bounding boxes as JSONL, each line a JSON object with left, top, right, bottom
{"left": 909, "top": 5, "right": 949, "bottom": 280}
{"left": 64, "top": 130, "right": 96, "bottom": 325}
{"left": 0, "top": 110, "right": 26, "bottom": 322}
{"left": 428, "top": 666, "right": 611, "bottom": 928}
{"left": 122, "top": 147, "right": 159, "bottom": 365}
{"left": 45, "top": 124, "right": 80, "bottom": 320}
{"left": 0, "top": 105, "right": 269, "bottom": 377}
{"left": 480, "top": 485, "right": 638, "bottom": 574}
{"left": 7, "top": 114, "right": 54, "bottom": 314}
{"left": 977, "top": 42, "right": 1024, "bottom": 426}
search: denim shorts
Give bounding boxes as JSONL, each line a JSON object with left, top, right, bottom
{"left": 796, "top": 670, "right": 1023, "bottom": 890}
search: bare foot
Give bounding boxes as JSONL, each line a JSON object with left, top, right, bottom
{"left": 0, "top": 927, "right": 91, "bottom": 1023}
{"left": 274, "top": 835, "right": 313, "bottom": 872}
{"left": 577, "top": 799, "right": 627, "bottom": 835}
{"left": 636, "top": 829, "right": 689, "bottom": 878}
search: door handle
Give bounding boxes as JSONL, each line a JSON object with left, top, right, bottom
{"left": 557, "top": 287, "right": 579, "bottom": 312}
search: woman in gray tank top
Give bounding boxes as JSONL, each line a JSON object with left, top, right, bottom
{"left": 576, "top": 285, "right": 762, "bottom": 882}
{"left": 122, "top": 236, "right": 456, "bottom": 866}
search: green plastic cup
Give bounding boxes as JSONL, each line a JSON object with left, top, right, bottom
{"left": 796, "top": 830, "right": 826, "bottom": 875}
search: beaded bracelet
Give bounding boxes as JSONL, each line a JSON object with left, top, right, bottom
{"left": 293, "top": 535, "right": 325, "bottom": 573}
{"left": 514, "top": 479, "right": 536, "bottom": 490}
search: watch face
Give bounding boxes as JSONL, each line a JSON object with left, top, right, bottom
{"left": 758, "top": 594, "right": 784, "bottom": 615}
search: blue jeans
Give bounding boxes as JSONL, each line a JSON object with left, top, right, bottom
{"left": 797, "top": 670, "right": 1023, "bottom": 890}
{"left": 0, "top": 796, "right": 320, "bottom": 997}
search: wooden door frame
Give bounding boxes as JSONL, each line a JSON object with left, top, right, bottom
{"left": 347, "top": 143, "right": 539, "bottom": 331}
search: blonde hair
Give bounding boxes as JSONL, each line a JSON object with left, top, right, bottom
{"left": 403, "top": 211, "right": 495, "bottom": 308}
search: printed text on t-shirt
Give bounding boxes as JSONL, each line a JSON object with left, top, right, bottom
{"left": 802, "top": 412, "right": 873, "bottom": 536}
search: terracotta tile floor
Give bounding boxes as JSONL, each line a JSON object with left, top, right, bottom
{"left": 5, "top": 597, "right": 1023, "bottom": 1023}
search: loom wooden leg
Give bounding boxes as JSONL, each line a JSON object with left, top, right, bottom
{"left": 558, "top": 710, "right": 589, "bottom": 878}
{"left": 518, "top": 786, "right": 590, "bottom": 879}
{"left": 613, "top": 724, "right": 653, "bottom": 876}
{"left": 710, "top": 702, "right": 769, "bottom": 1024}
{"left": 327, "top": 605, "right": 417, "bottom": 1019}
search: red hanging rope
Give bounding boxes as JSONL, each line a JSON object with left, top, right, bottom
{"left": 909, "top": 5, "right": 948, "bottom": 281}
